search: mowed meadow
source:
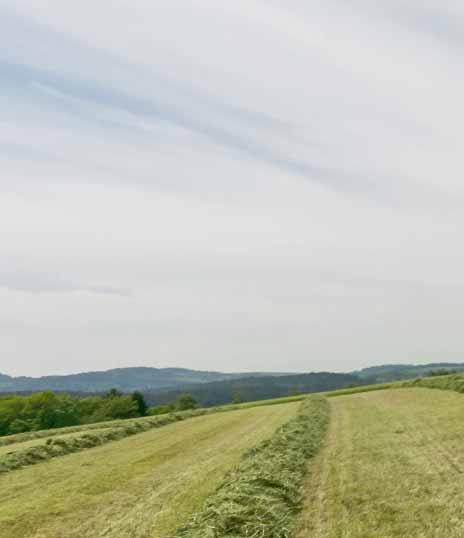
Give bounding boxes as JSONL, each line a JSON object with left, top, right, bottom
{"left": 0, "top": 401, "right": 299, "bottom": 538}
{"left": 4, "top": 380, "right": 464, "bottom": 537}
{"left": 298, "top": 388, "right": 464, "bottom": 538}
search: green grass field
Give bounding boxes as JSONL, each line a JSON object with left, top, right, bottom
{"left": 297, "top": 388, "right": 464, "bottom": 537}
{"left": 0, "top": 398, "right": 315, "bottom": 475}
{"left": 4, "top": 383, "right": 464, "bottom": 538}
{"left": 0, "top": 401, "right": 299, "bottom": 538}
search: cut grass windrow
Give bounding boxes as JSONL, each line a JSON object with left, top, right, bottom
{"left": 0, "top": 398, "right": 312, "bottom": 475}
{"left": 0, "top": 396, "right": 307, "bottom": 449}
{"left": 0, "top": 385, "right": 387, "bottom": 450}
{"left": 0, "top": 408, "right": 218, "bottom": 474}
{"left": 0, "top": 404, "right": 299, "bottom": 538}
{"left": 175, "top": 395, "right": 329, "bottom": 538}
{"left": 0, "top": 381, "right": 397, "bottom": 474}
{"left": 0, "top": 417, "right": 139, "bottom": 447}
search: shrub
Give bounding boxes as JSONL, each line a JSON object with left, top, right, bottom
{"left": 175, "top": 394, "right": 197, "bottom": 411}
{"left": 149, "top": 404, "right": 175, "bottom": 416}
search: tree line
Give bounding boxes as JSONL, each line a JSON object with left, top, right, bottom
{"left": 144, "top": 372, "right": 365, "bottom": 408}
{"left": 0, "top": 389, "right": 197, "bottom": 437}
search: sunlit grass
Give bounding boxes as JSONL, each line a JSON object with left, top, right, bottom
{"left": 0, "top": 401, "right": 299, "bottom": 538}
{"left": 298, "top": 388, "right": 464, "bottom": 538}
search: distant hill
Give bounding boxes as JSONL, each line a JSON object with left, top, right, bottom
{"left": 0, "top": 367, "right": 291, "bottom": 394}
{"left": 2, "top": 362, "right": 464, "bottom": 399}
{"left": 144, "top": 372, "right": 366, "bottom": 407}
{"left": 354, "top": 363, "right": 464, "bottom": 382}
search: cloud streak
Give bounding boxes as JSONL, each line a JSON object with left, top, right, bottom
{"left": 0, "top": 270, "right": 130, "bottom": 297}
{"left": 0, "top": 5, "right": 443, "bottom": 202}
{"left": 1, "top": 1, "right": 463, "bottom": 376}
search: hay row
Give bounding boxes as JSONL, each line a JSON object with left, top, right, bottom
{"left": 0, "top": 408, "right": 216, "bottom": 474}
{"left": 0, "top": 417, "right": 141, "bottom": 447}
{"left": 175, "top": 395, "right": 330, "bottom": 538}
{"left": 0, "top": 397, "right": 302, "bottom": 448}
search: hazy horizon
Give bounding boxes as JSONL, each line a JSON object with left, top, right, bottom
{"left": 3, "top": 359, "right": 463, "bottom": 379}
{"left": 2, "top": 1, "right": 464, "bottom": 377}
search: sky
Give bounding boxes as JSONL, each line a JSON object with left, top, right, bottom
{"left": 1, "top": 1, "right": 464, "bottom": 377}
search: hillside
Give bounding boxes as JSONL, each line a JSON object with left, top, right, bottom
{"left": 145, "top": 372, "right": 365, "bottom": 407}
{"left": 354, "top": 362, "right": 464, "bottom": 381}
{"left": 0, "top": 367, "right": 289, "bottom": 393}
{"left": 2, "top": 362, "right": 464, "bottom": 396}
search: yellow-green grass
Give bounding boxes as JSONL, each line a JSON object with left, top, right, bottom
{"left": 1, "top": 408, "right": 228, "bottom": 474}
{"left": 0, "top": 401, "right": 298, "bottom": 538}
{"left": 0, "top": 400, "right": 311, "bottom": 474}
{"left": 324, "top": 381, "right": 400, "bottom": 397}
{"left": 0, "top": 427, "right": 112, "bottom": 457}
{"left": 0, "top": 409, "right": 229, "bottom": 448}
{"left": 297, "top": 388, "right": 464, "bottom": 538}
{"left": 0, "top": 384, "right": 390, "bottom": 450}
{"left": 234, "top": 393, "right": 309, "bottom": 407}
{"left": 402, "top": 372, "right": 464, "bottom": 394}
{"left": 177, "top": 396, "right": 329, "bottom": 538}
{"left": 0, "top": 396, "right": 305, "bottom": 449}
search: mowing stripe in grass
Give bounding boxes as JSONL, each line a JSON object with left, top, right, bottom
{"left": 0, "top": 397, "right": 318, "bottom": 475}
{"left": 0, "top": 396, "right": 308, "bottom": 449}
{"left": 324, "top": 382, "right": 399, "bottom": 398}
{"left": 175, "top": 395, "right": 330, "bottom": 538}
{"left": 0, "top": 380, "right": 394, "bottom": 471}
{"left": 0, "top": 386, "right": 382, "bottom": 451}
{"left": 297, "top": 389, "right": 464, "bottom": 537}
{"left": 0, "top": 408, "right": 219, "bottom": 474}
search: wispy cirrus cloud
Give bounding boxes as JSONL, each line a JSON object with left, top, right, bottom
{"left": 0, "top": 4, "right": 448, "bottom": 202}
{"left": 1, "top": 1, "right": 464, "bottom": 376}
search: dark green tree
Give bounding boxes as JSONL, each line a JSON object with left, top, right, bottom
{"left": 105, "top": 388, "right": 123, "bottom": 399}
{"left": 131, "top": 391, "right": 148, "bottom": 416}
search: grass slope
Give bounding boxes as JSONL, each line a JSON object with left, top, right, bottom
{"left": 0, "top": 377, "right": 407, "bottom": 466}
{"left": 402, "top": 372, "right": 464, "bottom": 394}
{"left": 325, "top": 381, "right": 399, "bottom": 398}
{"left": 0, "top": 397, "right": 314, "bottom": 473}
{"left": 0, "top": 402, "right": 298, "bottom": 538}
{"left": 0, "top": 408, "right": 222, "bottom": 474}
{"left": 0, "top": 394, "right": 308, "bottom": 449}
{"left": 177, "top": 396, "right": 329, "bottom": 538}
{"left": 298, "top": 388, "right": 464, "bottom": 538}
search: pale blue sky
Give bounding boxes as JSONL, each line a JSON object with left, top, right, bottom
{"left": 1, "top": 1, "right": 464, "bottom": 376}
